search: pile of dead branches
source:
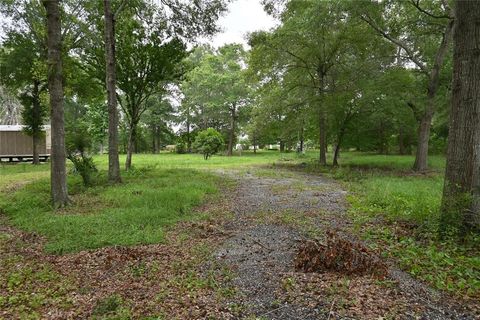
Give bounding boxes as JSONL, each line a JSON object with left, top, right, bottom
{"left": 295, "top": 230, "right": 388, "bottom": 278}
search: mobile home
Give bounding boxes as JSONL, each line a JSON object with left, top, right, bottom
{"left": 0, "top": 125, "right": 51, "bottom": 162}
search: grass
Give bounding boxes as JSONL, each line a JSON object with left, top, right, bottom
{"left": 296, "top": 153, "right": 479, "bottom": 298}
{"left": 0, "top": 151, "right": 297, "bottom": 253}
{"left": 0, "top": 166, "right": 219, "bottom": 254}
{"left": 1, "top": 150, "right": 478, "bottom": 299}
{"left": 334, "top": 152, "right": 445, "bottom": 171}
{"left": 0, "top": 162, "right": 49, "bottom": 191}
{"left": 353, "top": 175, "right": 444, "bottom": 227}
{"left": 93, "top": 151, "right": 299, "bottom": 170}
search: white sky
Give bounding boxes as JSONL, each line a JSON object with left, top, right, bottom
{"left": 202, "top": 0, "right": 278, "bottom": 48}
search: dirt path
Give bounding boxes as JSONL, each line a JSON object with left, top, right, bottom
{"left": 212, "top": 168, "right": 477, "bottom": 320}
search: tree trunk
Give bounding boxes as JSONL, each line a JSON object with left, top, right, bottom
{"left": 398, "top": 127, "right": 406, "bottom": 155}
{"left": 279, "top": 140, "right": 285, "bottom": 152}
{"left": 413, "top": 20, "right": 453, "bottom": 171}
{"left": 333, "top": 127, "right": 346, "bottom": 167}
{"left": 125, "top": 124, "right": 136, "bottom": 170}
{"left": 319, "top": 107, "right": 327, "bottom": 165}
{"left": 299, "top": 124, "right": 304, "bottom": 153}
{"left": 333, "top": 144, "right": 340, "bottom": 167}
{"left": 440, "top": 1, "right": 480, "bottom": 237}
{"left": 186, "top": 117, "right": 192, "bottom": 153}
{"left": 32, "top": 134, "right": 40, "bottom": 165}
{"left": 43, "top": 0, "right": 69, "bottom": 208}
{"left": 31, "top": 80, "right": 41, "bottom": 165}
{"left": 104, "top": 0, "right": 121, "bottom": 183}
{"left": 413, "top": 109, "right": 433, "bottom": 171}
{"left": 155, "top": 128, "right": 161, "bottom": 153}
{"left": 227, "top": 107, "right": 236, "bottom": 156}
{"left": 151, "top": 127, "right": 157, "bottom": 153}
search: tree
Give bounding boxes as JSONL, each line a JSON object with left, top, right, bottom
{"left": 181, "top": 44, "right": 251, "bottom": 156}
{"left": 1, "top": 0, "right": 87, "bottom": 164}
{"left": 142, "top": 95, "right": 175, "bottom": 153}
{"left": 193, "top": 128, "right": 224, "bottom": 160}
{"left": 116, "top": 13, "right": 186, "bottom": 169}
{"left": 103, "top": 0, "right": 122, "bottom": 183}
{"left": 358, "top": 0, "right": 454, "bottom": 171}
{"left": 440, "top": 0, "right": 480, "bottom": 237}
{"left": 249, "top": 1, "right": 391, "bottom": 163}
{"left": 0, "top": 0, "right": 47, "bottom": 164}
{"left": 81, "top": 0, "right": 229, "bottom": 170}
{"left": 43, "top": 0, "right": 69, "bottom": 207}
{"left": 19, "top": 86, "right": 48, "bottom": 164}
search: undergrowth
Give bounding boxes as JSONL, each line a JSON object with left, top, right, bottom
{"left": 280, "top": 155, "right": 479, "bottom": 299}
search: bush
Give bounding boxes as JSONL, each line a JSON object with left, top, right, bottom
{"left": 175, "top": 142, "right": 187, "bottom": 154}
{"left": 193, "top": 128, "right": 224, "bottom": 160}
{"left": 68, "top": 155, "right": 97, "bottom": 187}
{"left": 66, "top": 124, "right": 97, "bottom": 187}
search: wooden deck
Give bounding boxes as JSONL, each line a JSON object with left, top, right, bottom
{"left": 0, "top": 154, "right": 50, "bottom": 163}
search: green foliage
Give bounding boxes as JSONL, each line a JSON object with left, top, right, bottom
{"left": 180, "top": 44, "right": 251, "bottom": 151}
{"left": 66, "top": 122, "right": 97, "bottom": 187}
{"left": 84, "top": 102, "right": 108, "bottom": 150}
{"left": 19, "top": 88, "right": 48, "bottom": 139}
{"left": 92, "top": 295, "right": 130, "bottom": 319}
{"left": 142, "top": 96, "right": 176, "bottom": 152}
{"left": 193, "top": 128, "right": 225, "bottom": 160}
{"left": 67, "top": 155, "right": 97, "bottom": 187}
{"left": 247, "top": 0, "right": 397, "bottom": 157}
{"left": 175, "top": 142, "right": 187, "bottom": 154}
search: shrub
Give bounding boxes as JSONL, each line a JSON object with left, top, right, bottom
{"left": 193, "top": 128, "right": 224, "bottom": 160}
{"left": 66, "top": 124, "right": 97, "bottom": 186}
{"left": 68, "top": 155, "right": 97, "bottom": 187}
{"left": 175, "top": 142, "right": 187, "bottom": 154}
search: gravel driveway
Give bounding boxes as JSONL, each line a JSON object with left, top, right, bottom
{"left": 211, "top": 168, "right": 477, "bottom": 320}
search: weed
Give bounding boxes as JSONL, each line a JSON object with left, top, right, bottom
{"left": 92, "top": 294, "right": 130, "bottom": 319}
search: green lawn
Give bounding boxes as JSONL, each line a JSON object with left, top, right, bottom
{"left": 92, "top": 150, "right": 302, "bottom": 170}
{"left": 334, "top": 152, "right": 446, "bottom": 170}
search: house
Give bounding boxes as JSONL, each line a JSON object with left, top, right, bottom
{"left": 0, "top": 125, "right": 51, "bottom": 162}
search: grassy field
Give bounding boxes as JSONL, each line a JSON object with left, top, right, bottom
{"left": 0, "top": 151, "right": 295, "bottom": 254}
{"left": 1, "top": 150, "right": 479, "bottom": 299}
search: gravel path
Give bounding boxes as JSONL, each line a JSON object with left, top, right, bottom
{"left": 214, "top": 169, "right": 348, "bottom": 319}
{"left": 212, "top": 168, "right": 478, "bottom": 320}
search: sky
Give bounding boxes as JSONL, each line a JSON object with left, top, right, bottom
{"left": 0, "top": 1, "right": 278, "bottom": 48}
{"left": 202, "top": 0, "right": 278, "bottom": 48}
